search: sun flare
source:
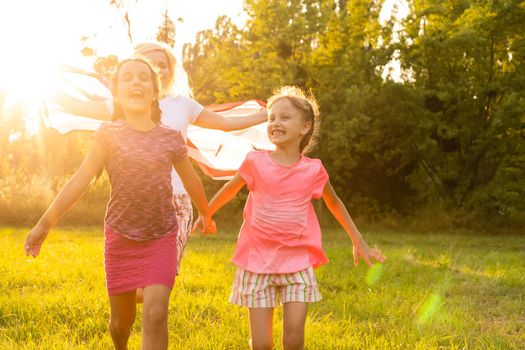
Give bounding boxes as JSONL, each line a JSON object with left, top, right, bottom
{"left": 0, "top": 1, "right": 82, "bottom": 135}
{"left": 0, "top": 0, "right": 246, "bottom": 135}
{"left": 0, "top": 55, "right": 63, "bottom": 135}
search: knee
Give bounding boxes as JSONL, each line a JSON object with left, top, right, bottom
{"left": 109, "top": 314, "right": 135, "bottom": 334}
{"left": 282, "top": 329, "right": 304, "bottom": 350}
{"left": 142, "top": 305, "right": 168, "bottom": 329}
{"left": 250, "top": 338, "right": 273, "bottom": 350}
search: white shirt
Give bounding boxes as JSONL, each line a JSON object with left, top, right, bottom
{"left": 160, "top": 95, "right": 204, "bottom": 194}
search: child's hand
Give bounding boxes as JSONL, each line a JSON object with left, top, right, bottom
{"left": 191, "top": 215, "right": 217, "bottom": 235}
{"left": 352, "top": 239, "right": 386, "bottom": 266}
{"left": 199, "top": 214, "right": 217, "bottom": 234}
{"left": 25, "top": 224, "right": 49, "bottom": 257}
{"left": 204, "top": 219, "right": 217, "bottom": 234}
{"left": 191, "top": 216, "right": 204, "bottom": 234}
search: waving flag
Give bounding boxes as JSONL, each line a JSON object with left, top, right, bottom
{"left": 40, "top": 67, "right": 274, "bottom": 179}
{"left": 187, "top": 100, "right": 274, "bottom": 179}
{"left": 40, "top": 65, "right": 112, "bottom": 134}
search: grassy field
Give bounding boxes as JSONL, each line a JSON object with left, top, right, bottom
{"left": 0, "top": 226, "right": 523, "bottom": 349}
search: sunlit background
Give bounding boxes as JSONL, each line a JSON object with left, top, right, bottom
{"left": 1, "top": 4, "right": 523, "bottom": 346}
{"left": 0, "top": 0, "right": 247, "bottom": 133}
{"left": 0, "top": 0, "right": 412, "bottom": 135}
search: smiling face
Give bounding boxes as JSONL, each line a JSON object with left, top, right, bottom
{"left": 113, "top": 60, "right": 157, "bottom": 116}
{"left": 267, "top": 98, "right": 312, "bottom": 151}
{"left": 143, "top": 49, "right": 171, "bottom": 91}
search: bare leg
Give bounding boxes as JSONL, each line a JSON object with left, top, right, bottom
{"left": 282, "top": 302, "right": 308, "bottom": 350}
{"left": 174, "top": 194, "right": 193, "bottom": 275}
{"left": 136, "top": 288, "right": 144, "bottom": 304}
{"left": 141, "top": 284, "right": 172, "bottom": 350}
{"left": 249, "top": 307, "right": 274, "bottom": 350}
{"left": 108, "top": 290, "right": 137, "bottom": 350}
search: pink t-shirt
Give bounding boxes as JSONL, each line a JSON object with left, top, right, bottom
{"left": 232, "top": 150, "right": 330, "bottom": 273}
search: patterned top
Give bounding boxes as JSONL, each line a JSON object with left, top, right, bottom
{"left": 94, "top": 120, "right": 187, "bottom": 241}
{"left": 232, "top": 150, "right": 330, "bottom": 273}
{"left": 106, "top": 95, "right": 204, "bottom": 194}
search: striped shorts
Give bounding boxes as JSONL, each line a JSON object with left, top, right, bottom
{"left": 230, "top": 267, "right": 322, "bottom": 308}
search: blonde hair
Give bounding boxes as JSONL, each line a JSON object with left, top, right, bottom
{"left": 134, "top": 42, "right": 176, "bottom": 93}
{"left": 267, "top": 86, "right": 320, "bottom": 154}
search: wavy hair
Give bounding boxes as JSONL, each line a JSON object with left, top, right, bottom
{"left": 267, "top": 86, "right": 320, "bottom": 154}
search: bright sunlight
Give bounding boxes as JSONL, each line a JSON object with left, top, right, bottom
{"left": 0, "top": 0, "right": 245, "bottom": 134}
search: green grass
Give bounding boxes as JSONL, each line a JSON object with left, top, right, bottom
{"left": 1, "top": 227, "right": 524, "bottom": 349}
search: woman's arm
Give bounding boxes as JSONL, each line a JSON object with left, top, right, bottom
{"left": 322, "top": 181, "right": 385, "bottom": 266}
{"left": 24, "top": 142, "right": 106, "bottom": 257}
{"left": 53, "top": 93, "right": 112, "bottom": 121}
{"left": 193, "top": 108, "right": 268, "bottom": 131}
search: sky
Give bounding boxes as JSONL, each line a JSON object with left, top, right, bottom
{"left": 0, "top": 0, "right": 247, "bottom": 98}
{"left": 0, "top": 0, "right": 410, "bottom": 95}
{"left": 0, "top": 0, "right": 408, "bottom": 121}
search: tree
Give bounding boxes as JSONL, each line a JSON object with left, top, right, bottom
{"left": 157, "top": 6, "right": 176, "bottom": 47}
{"left": 94, "top": 55, "right": 119, "bottom": 82}
{"left": 310, "top": 1, "right": 417, "bottom": 214}
{"left": 397, "top": 0, "right": 525, "bottom": 214}
{"left": 181, "top": 0, "right": 525, "bottom": 219}
{"left": 183, "top": 15, "right": 246, "bottom": 104}
{"left": 183, "top": 0, "right": 331, "bottom": 103}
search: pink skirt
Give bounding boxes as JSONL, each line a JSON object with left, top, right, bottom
{"left": 104, "top": 226, "right": 178, "bottom": 296}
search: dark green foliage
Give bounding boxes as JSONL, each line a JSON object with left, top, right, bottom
{"left": 180, "top": 0, "right": 525, "bottom": 224}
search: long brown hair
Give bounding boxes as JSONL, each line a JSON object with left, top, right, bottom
{"left": 110, "top": 57, "right": 163, "bottom": 123}
{"left": 267, "top": 86, "right": 320, "bottom": 154}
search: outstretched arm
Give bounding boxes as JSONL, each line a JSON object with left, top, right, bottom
{"left": 193, "top": 107, "right": 268, "bottom": 131}
{"left": 25, "top": 142, "right": 106, "bottom": 257}
{"left": 173, "top": 156, "right": 209, "bottom": 223}
{"left": 322, "top": 181, "right": 385, "bottom": 266}
{"left": 193, "top": 173, "right": 246, "bottom": 233}
{"left": 209, "top": 173, "right": 246, "bottom": 216}
{"left": 53, "top": 93, "right": 112, "bottom": 121}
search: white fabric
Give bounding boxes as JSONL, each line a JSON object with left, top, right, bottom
{"left": 160, "top": 95, "right": 204, "bottom": 194}
{"left": 103, "top": 95, "right": 204, "bottom": 194}
{"left": 40, "top": 68, "right": 274, "bottom": 186}
{"left": 40, "top": 68, "right": 110, "bottom": 134}
{"left": 187, "top": 100, "right": 274, "bottom": 180}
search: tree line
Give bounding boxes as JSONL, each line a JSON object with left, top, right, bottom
{"left": 182, "top": 0, "right": 525, "bottom": 223}
{"left": 1, "top": 0, "right": 523, "bottom": 226}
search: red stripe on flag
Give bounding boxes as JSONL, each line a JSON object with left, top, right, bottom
{"left": 205, "top": 99, "right": 266, "bottom": 112}
{"left": 195, "top": 162, "right": 238, "bottom": 179}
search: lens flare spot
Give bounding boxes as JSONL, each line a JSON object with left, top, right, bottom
{"left": 365, "top": 263, "right": 384, "bottom": 286}
{"left": 417, "top": 293, "right": 442, "bottom": 324}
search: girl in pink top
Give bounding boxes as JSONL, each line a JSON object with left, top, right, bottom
{"left": 24, "top": 57, "right": 210, "bottom": 350}
{"left": 196, "top": 86, "right": 385, "bottom": 350}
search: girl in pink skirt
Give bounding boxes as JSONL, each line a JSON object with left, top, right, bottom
{"left": 25, "top": 57, "right": 210, "bottom": 350}
{"left": 196, "top": 86, "right": 385, "bottom": 350}
{"left": 55, "top": 42, "right": 268, "bottom": 284}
